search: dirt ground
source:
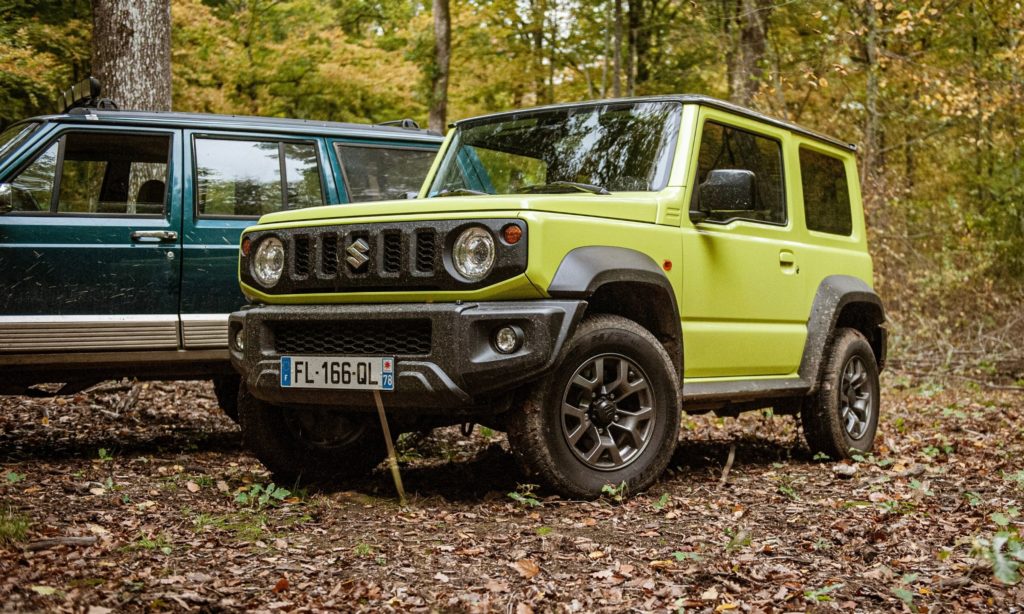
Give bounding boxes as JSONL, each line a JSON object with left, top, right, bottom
{"left": 1, "top": 373, "right": 1022, "bottom": 612}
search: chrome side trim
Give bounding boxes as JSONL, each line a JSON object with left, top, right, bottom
{"left": 181, "top": 314, "right": 229, "bottom": 349}
{"left": 0, "top": 315, "right": 179, "bottom": 352}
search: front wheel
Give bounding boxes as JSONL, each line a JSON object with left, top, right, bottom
{"left": 801, "top": 327, "right": 881, "bottom": 459}
{"left": 507, "top": 315, "right": 681, "bottom": 498}
{"left": 238, "top": 385, "right": 387, "bottom": 485}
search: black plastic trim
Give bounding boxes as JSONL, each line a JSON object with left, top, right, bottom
{"left": 798, "top": 275, "right": 886, "bottom": 392}
{"left": 231, "top": 300, "right": 585, "bottom": 411}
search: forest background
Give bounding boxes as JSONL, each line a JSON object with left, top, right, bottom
{"left": 1, "top": 0, "right": 1021, "bottom": 375}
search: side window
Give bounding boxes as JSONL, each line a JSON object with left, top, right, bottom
{"left": 195, "top": 138, "right": 324, "bottom": 217}
{"left": 335, "top": 144, "right": 436, "bottom": 202}
{"left": 6, "top": 132, "right": 170, "bottom": 215}
{"left": 800, "top": 148, "right": 852, "bottom": 235}
{"left": 693, "top": 121, "right": 786, "bottom": 224}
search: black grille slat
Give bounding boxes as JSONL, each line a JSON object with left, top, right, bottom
{"left": 415, "top": 230, "right": 436, "bottom": 273}
{"left": 294, "top": 236, "right": 310, "bottom": 277}
{"left": 321, "top": 234, "right": 339, "bottom": 276}
{"left": 382, "top": 232, "right": 402, "bottom": 274}
{"left": 272, "top": 320, "right": 432, "bottom": 356}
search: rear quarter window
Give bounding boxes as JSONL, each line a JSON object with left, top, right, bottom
{"left": 800, "top": 148, "right": 853, "bottom": 236}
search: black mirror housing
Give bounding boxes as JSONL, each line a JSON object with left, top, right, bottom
{"left": 696, "top": 169, "right": 757, "bottom": 214}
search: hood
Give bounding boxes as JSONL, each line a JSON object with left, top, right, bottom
{"left": 257, "top": 193, "right": 662, "bottom": 226}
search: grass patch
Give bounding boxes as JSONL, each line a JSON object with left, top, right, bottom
{"left": 0, "top": 508, "right": 30, "bottom": 545}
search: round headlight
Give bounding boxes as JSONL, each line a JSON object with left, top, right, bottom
{"left": 453, "top": 227, "right": 495, "bottom": 281}
{"left": 252, "top": 237, "right": 285, "bottom": 287}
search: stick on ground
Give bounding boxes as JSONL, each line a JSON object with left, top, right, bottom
{"left": 373, "top": 389, "right": 407, "bottom": 506}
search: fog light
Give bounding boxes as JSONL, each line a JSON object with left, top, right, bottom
{"left": 233, "top": 327, "right": 245, "bottom": 352}
{"left": 493, "top": 325, "right": 522, "bottom": 354}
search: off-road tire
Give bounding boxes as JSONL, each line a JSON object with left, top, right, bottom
{"left": 506, "top": 314, "right": 681, "bottom": 498}
{"left": 212, "top": 374, "right": 241, "bottom": 423}
{"left": 238, "top": 385, "right": 387, "bottom": 485}
{"left": 801, "top": 327, "right": 880, "bottom": 459}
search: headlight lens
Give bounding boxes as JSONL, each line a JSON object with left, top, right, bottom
{"left": 453, "top": 227, "right": 495, "bottom": 281}
{"left": 251, "top": 237, "right": 285, "bottom": 287}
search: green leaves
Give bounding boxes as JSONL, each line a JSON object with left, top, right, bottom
{"left": 234, "top": 483, "right": 291, "bottom": 510}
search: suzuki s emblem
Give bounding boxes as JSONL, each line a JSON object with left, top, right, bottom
{"left": 345, "top": 238, "right": 370, "bottom": 270}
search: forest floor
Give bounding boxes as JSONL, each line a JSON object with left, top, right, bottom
{"left": 1, "top": 372, "right": 1022, "bottom": 612}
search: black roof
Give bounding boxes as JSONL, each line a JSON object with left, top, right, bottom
{"left": 452, "top": 95, "right": 856, "bottom": 151}
{"left": 21, "top": 108, "right": 443, "bottom": 143}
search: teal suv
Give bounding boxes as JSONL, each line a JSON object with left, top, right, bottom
{"left": 0, "top": 84, "right": 441, "bottom": 417}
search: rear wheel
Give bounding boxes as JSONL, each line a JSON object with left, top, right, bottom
{"left": 507, "top": 315, "right": 680, "bottom": 498}
{"left": 801, "top": 327, "right": 880, "bottom": 459}
{"left": 238, "top": 385, "right": 386, "bottom": 485}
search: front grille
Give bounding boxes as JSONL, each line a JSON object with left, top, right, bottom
{"left": 415, "top": 230, "right": 436, "bottom": 273}
{"left": 383, "top": 232, "right": 402, "bottom": 273}
{"left": 294, "top": 235, "right": 311, "bottom": 277}
{"left": 241, "top": 219, "right": 526, "bottom": 293}
{"left": 272, "top": 319, "right": 432, "bottom": 356}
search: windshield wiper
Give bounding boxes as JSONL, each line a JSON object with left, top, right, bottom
{"left": 515, "top": 181, "right": 611, "bottom": 195}
{"left": 434, "top": 188, "right": 489, "bottom": 197}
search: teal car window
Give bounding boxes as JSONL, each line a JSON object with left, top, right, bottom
{"left": 6, "top": 141, "right": 57, "bottom": 212}
{"left": 0, "top": 122, "right": 40, "bottom": 163}
{"left": 335, "top": 144, "right": 437, "bottom": 202}
{"left": 6, "top": 131, "right": 169, "bottom": 215}
{"left": 57, "top": 132, "right": 170, "bottom": 215}
{"left": 196, "top": 138, "right": 324, "bottom": 217}
{"left": 695, "top": 121, "right": 786, "bottom": 225}
{"left": 429, "top": 101, "right": 680, "bottom": 196}
{"left": 800, "top": 147, "right": 852, "bottom": 236}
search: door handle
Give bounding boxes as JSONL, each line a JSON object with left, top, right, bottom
{"left": 779, "top": 250, "right": 799, "bottom": 274}
{"left": 131, "top": 230, "right": 178, "bottom": 243}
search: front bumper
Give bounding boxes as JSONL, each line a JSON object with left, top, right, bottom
{"left": 229, "top": 300, "right": 585, "bottom": 410}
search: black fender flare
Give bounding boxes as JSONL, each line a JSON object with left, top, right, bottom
{"left": 799, "top": 275, "right": 887, "bottom": 391}
{"left": 547, "top": 246, "right": 682, "bottom": 373}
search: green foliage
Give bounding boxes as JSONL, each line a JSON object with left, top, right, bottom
{"left": 652, "top": 492, "right": 670, "bottom": 511}
{"left": 234, "top": 483, "right": 291, "bottom": 509}
{"left": 0, "top": 508, "right": 30, "bottom": 544}
{"left": 803, "top": 583, "right": 843, "bottom": 602}
{"left": 972, "top": 530, "right": 1024, "bottom": 585}
{"left": 125, "top": 532, "right": 173, "bottom": 555}
{"left": 601, "top": 481, "right": 627, "bottom": 503}
{"left": 97, "top": 448, "right": 113, "bottom": 462}
{"left": 5, "top": 471, "right": 25, "bottom": 484}
{"left": 507, "top": 483, "right": 542, "bottom": 508}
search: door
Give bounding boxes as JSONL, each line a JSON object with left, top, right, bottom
{"left": 180, "top": 132, "right": 333, "bottom": 348}
{"left": 681, "top": 113, "right": 806, "bottom": 378}
{"left": 0, "top": 127, "right": 182, "bottom": 352}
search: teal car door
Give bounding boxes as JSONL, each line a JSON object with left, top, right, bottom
{"left": 179, "top": 131, "right": 335, "bottom": 348}
{"left": 0, "top": 126, "right": 183, "bottom": 351}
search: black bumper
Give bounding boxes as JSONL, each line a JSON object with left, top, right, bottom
{"left": 229, "top": 300, "right": 585, "bottom": 410}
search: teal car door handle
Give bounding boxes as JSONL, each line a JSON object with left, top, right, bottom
{"left": 131, "top": 230, "right": 178, "bottom": 243}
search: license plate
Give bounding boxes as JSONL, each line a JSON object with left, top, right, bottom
{"left": 280, "top": 356, "right": 395, "bottom": 391}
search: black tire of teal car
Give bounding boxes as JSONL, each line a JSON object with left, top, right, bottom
{"left": 507, "top": 315, "right": 681, "bottom": 498}
{"left": 212, "top": 374, "right": 241, "bottom": 423}
{"left": 237, "top": 385, "right": 387, "bottom": 485}
{"left": 801, "top": 327, "right": 880, "bottom": 459}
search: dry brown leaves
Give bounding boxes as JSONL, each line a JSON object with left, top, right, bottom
{"left": 1, "top": 374, "right": 1023, "bottom": 611}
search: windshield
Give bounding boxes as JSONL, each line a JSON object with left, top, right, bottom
{"left": 0, "top": 122, "right": 40, "bottom": 163}
{"left": 428, "top": 101, "right": 681, "bottom": 196}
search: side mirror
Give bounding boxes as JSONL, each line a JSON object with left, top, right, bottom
{"left": 0, "top": 183, "right": 13, "bottom": 214}
{"left": 690, "top": 169, "right": 757, "bottom": 224}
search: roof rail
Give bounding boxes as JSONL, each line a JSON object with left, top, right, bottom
{"left": 58, "top": 77, "right": 118, "bottom": 114}
{"left": 376, "top": 118, "right": 421, "bottom": 130}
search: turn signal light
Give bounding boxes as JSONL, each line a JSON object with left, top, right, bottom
{"left": 241, "top": 236, "right": 252, "bottom": 256}
{"left": 501, "top": 224, "right": 523, "bottom": 245}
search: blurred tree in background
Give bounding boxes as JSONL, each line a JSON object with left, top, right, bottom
{"left": 0, "top": 0, "right": 1021, "bottom": 367}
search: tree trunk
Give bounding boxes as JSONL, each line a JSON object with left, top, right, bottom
{"left": 631, "top": 0, "right": 650, "bottom": 89}
{"left": 727, "top": 0, "right": 770, "bottom": 106}
{"left": 613, "top": 0, "right": 624, "bottom": 97}
{"left": 91, "top": 0, "right": 171, "bottom": 111}
{"left": 429, "top": 0, "right": 451, "bottom": 134}
{"left": 861, "top": 0, "right": 882, "bottom": 189}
